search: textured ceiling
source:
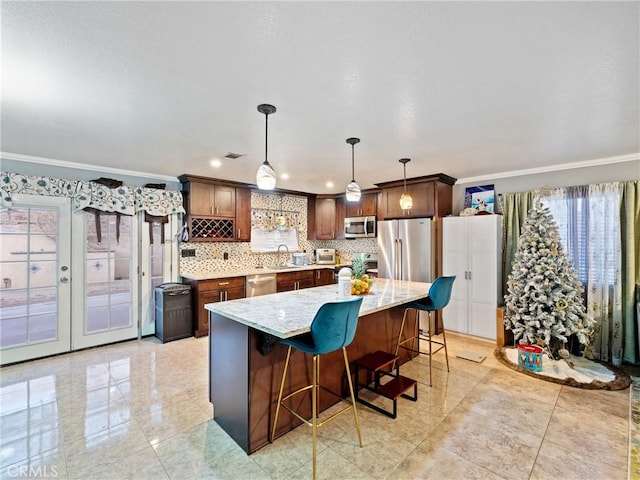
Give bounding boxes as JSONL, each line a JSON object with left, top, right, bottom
{"left": 2, "top": 1, "right": 638, "bottom": 193}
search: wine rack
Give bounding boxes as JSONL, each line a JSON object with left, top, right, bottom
{"left": 189, "top": 217, "right": 235, "bottom": 241}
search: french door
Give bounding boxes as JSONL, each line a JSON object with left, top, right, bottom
{"left": 139, "top": 216, "right": 175, "bottom": 337}
{"left": 1, "top": 195, "right": 177, "bottom": 363}
{"left": 71, "top": 210, "right": 139, "bottom": 349}
{"left": 0, "top": 196, "right": 71, "bottom": 365}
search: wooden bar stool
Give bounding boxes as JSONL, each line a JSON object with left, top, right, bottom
{"left": 395, "top": 276, "right": 456, "bottom": 386}
{"left": 271, "top": 297, "right": 363, "bottom": 480}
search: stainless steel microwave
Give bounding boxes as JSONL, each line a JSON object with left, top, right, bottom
{"left": 344, "top": 216, "right": 376, "bottom": 238}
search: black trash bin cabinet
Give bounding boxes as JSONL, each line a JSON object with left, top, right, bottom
{"left": 155, "top": 283, "right": 193, "bottom": 343}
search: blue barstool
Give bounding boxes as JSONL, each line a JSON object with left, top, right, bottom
{"left": 271, "top": 297, "right": 363, "bottom": 480}
{"left": 394, "top": 276, "right": 456, "bottom": 386}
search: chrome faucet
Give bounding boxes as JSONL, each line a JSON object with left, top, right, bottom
{"left": 277, "top": 244, "right": 289, "bottom": 266}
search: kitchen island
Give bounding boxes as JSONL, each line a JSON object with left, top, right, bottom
{"left": 206, "top": 278, "right": 431, "bottom": 454}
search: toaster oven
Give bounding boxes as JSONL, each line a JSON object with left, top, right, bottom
{"left": 315, "top": 248, "right": 336, "bottom": 265}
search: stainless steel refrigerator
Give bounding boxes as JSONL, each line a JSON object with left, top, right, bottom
{"left": 377, "top": 218, "right": 433, "bottom": 282}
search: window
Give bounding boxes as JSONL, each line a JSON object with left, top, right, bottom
{"left": 543, "top": 186, "right": 620, "bottom": 287}
{"left": 250, "top": 227, "right": 299, "bottom": 253}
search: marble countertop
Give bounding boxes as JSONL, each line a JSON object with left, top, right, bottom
{"left": 180, "top": 264, "right": 335, "bottom": 281}
{"left": 206, "top": 278, "right": 431, "bottom": 338}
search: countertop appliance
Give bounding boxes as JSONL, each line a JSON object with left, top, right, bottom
{"left": 246, "top": 274, "right": 277, "bottom": 297}
{"left": 377, "top": 218, "right": 433, "bottom": 282}
{"left": 315, "top": 248, "right": 336, "bottom": 265}
{"left": 344, "top": 216, "right": 376, "bottom": 238}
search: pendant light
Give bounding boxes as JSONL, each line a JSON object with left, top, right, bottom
{"left": 399, "top": 158, "right": 413, "bottom": 210}
{"left": 256, "top": 104, "right": 277, "bottom": 190}
{"left": 345, "top": 137, "right": 361, "bottom": 202}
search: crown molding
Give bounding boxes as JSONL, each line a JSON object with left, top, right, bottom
{"left": 456, "top": 153, "right": 640, "bottom": 185}
{"left": 0, "top": 151, "right": 180, "bottom": 183}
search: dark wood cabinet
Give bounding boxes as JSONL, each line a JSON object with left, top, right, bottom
{"left": 313, "top": 268, "right": 335, "bottom": 286}
{"left": 179, "top": 175, "right": 253, "bottom": 242}
{"left": 334, "top": 197, "right": 346, "bottom": 240}
{"left": 345, "top": 192, "right": 377, "bottom": 217}
{"left": 276, "top": 270, "right": 315, "bottom": 292}
{"left": 188, "top": 182, "right": 235, "bottom": 217}
{"left": 235, "top": 187, "right": 251, "bottom": 241}
{"left": 315, "top": 197, "right": 337, "bottom": 240}
{"left": 381, "top": 183, "right": 435, "bottom": 218}
{"left": 185, "top": 276, "right": 245, "bottom": 337}
{"left": 376, "top": 174, "right": 455, "bottom": 220}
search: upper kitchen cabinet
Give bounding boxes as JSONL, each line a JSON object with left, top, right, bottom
{"left": 345, "top": 192, "right": 377, "bottom": 217}
{"left": 314, "top": 196, "right": 337, "bottom": 240}
{"left": 375, "top": 174, "right": 456, "bottom": 219}
{"left": 179, "top": 174, "right": 252, "bottom": 242}
{"left": 187, "top": 181, "right": 235, "bottom": 217}
{"left": 235, "top": 187, "right": 251, "bottom": 241}
{"left": 334, "top": 196, "right": 346, "bottom": 240}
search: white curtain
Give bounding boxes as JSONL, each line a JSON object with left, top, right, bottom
{"left": 542, "top": 183, "right": 623, "bottom": 363}
{"left": 586, "top": 183, "right": 623, "bottom": 364}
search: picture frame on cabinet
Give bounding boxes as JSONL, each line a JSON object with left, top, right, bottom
{"left": 464, "top": 184, "right": 495, "bottom": 213}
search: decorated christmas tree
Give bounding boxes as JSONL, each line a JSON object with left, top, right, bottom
{"left": 503, "top": 200, "right": 595, "bottom": 358}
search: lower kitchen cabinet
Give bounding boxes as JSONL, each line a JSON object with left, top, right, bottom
{"left": 276, "top": 271, "right": 315, "bottom": 292}
{"left": 314, "top": 268, "right": 335, "bottom": 286}
{"left": 185, "top": 276, "right": 245, "bottom": 337}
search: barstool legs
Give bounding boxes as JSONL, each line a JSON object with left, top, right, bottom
{"left": 271, "top": 346, "right": 292, "bottom": 442}
{"left": 312, "top": 354, "right": 318, "bottom": 480}
{"left": 343, "top": 347, "right": 363, "bottom": 448}
{"left": 395, "top": 307, "right": 450, "bottom": 387}
{"left": 271, "top": 346, "right": 363, "bottom": 480}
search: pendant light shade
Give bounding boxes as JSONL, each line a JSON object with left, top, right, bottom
{"left": 256, "top": 104, "right": 277, "bottom": 190}
{"left": 399, "top": 158, "right": 413, "bottom": 210}
{"left": 345, "top": 137, "right": 361, "bottom": 202}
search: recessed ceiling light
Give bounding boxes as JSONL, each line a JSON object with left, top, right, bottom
{"left": 326, "top": 181, "right": 334, "bottom": 188}
{"left": 210, "top": 159, "right": 222, "bottom": 167}
{"left": 280, "top": 173, "right": 289, "bottom": 180}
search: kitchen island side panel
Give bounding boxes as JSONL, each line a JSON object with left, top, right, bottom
{"left": 209, "top": 312, "right": 250, "bottom": 452}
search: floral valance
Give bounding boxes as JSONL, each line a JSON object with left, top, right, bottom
{"left": 251, "top": 208, "right": 300, "bottom": 232}
{"left": 1, "top": 172, "right": 185, "bottom": 216}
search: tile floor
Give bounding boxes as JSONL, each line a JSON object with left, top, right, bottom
{"left": 0, "top": 332, "right": 630, "bottom": 480}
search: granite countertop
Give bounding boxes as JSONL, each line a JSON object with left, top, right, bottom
{"left": 180, "top": 264, "right": 335, "bottom": 281}
{"left": 206, "top": 278, "right": 431, "bottom": 338}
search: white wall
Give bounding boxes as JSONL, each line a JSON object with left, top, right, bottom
{"left": 451, "top": 157, "right": 639, "bottom": 215}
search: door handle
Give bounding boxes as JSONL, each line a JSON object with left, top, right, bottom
{"left": 397, "top": 238, "right": 402, "bottom": 280}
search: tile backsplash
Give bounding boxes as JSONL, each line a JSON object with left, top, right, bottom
{"left": 179, "top": 192, "right": 377, "bottom": 276}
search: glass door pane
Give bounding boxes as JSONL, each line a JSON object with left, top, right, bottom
{"left": 0, "top": 196, "right": 71, "bottom": 365}
{"left": 72, "top": 211, "right": 138, "bottom": 349}
{"left": 140, "top": 214, "right": 177, "bottom": 338}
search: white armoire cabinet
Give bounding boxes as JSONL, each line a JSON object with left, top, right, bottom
{"left": 442, "top": 215, "right": 503, "bottom": 340}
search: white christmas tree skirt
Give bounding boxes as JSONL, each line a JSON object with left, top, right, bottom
{"left": 504, "top": 348, "right": 615, "bottom": 384}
